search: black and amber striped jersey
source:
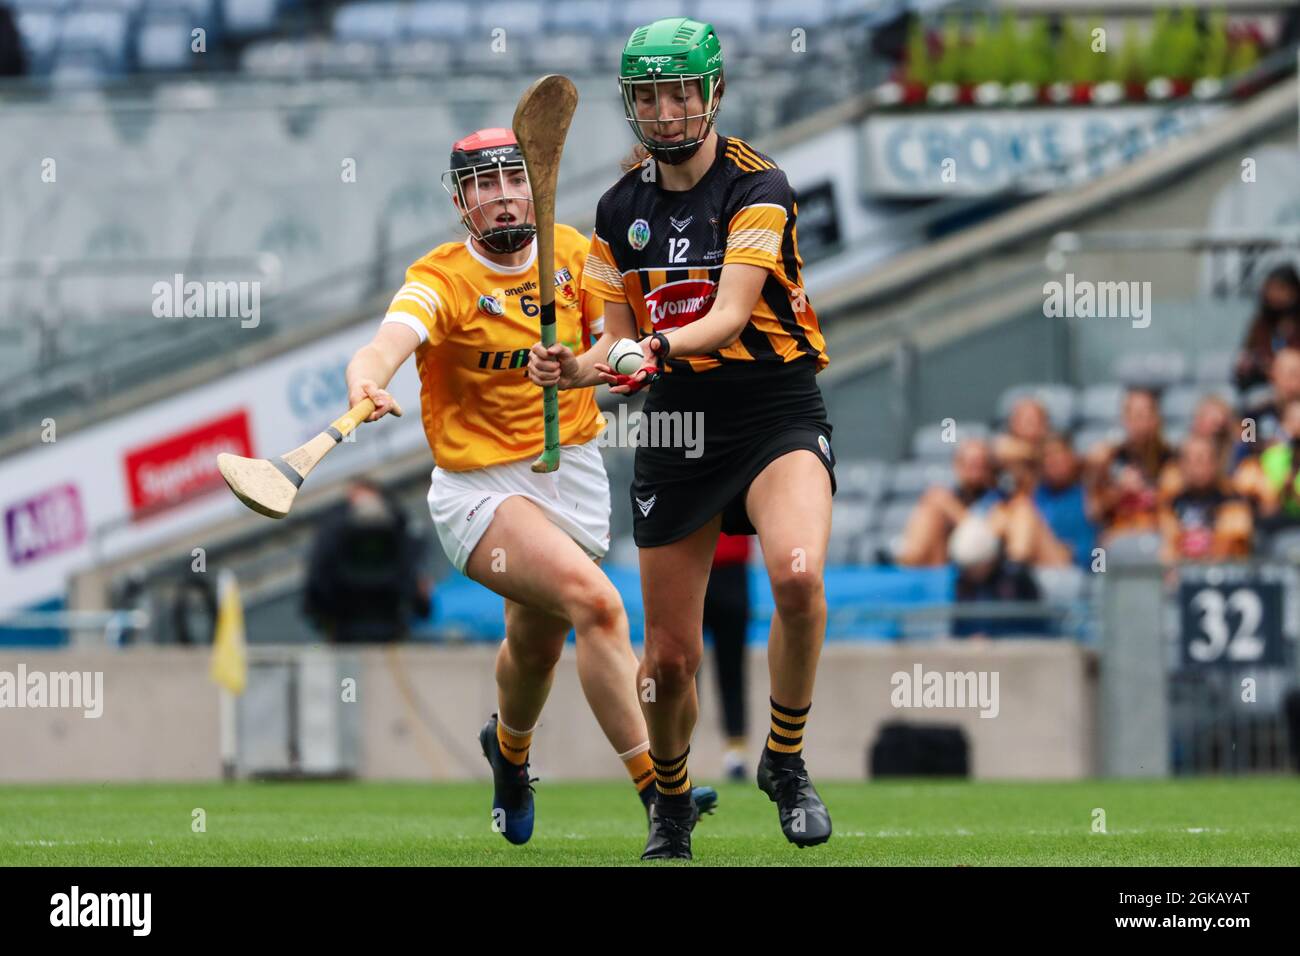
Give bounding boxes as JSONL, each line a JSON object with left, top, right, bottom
{"left": 582, "top": 135, "right": 828, "bottom": 376}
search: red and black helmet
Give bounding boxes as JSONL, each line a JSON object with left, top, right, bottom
{"left": 440, "top": 128, "right": 536, "bottom": 255}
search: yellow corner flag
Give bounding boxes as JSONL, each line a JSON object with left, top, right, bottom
{"left": 210, "top": 568, "right": 248, "bottom": 695}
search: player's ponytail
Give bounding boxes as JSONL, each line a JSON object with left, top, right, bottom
{"left": 619, "top": 143, "right": 651, "bottom": 175}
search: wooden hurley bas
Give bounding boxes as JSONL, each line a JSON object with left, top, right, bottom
{"left": 217, "top": 396, "right": 403, "bottom": 519}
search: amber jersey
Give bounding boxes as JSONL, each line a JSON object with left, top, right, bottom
{"left": 582, "top": 135, "right": 828, "bottom": 376}
{"left": 382, "top": 226, "right": 606, "bottom": 471}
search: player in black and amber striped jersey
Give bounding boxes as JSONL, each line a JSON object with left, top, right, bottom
{"left": 526, "top": 17, "right": 835, "bottom": 862}
{"left": 582, "top": 133, "right": 828, "bottom": 375}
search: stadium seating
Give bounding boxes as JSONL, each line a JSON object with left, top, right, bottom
{"left": 136, "top": 12, "right": 195, "bottom": 71}
{"left": 1162, "top": 382, "right": 1234, "bottom": 425}
{"left": 428, "top": 564, "right": 958, "bottom": 643}
{"left": 221, "top": 0, "right": 281, "bottom": 38}
{"left": 12, "top": 0, "right": 882, "bottom": 82}
{"left": 1078, "top": 382, "right": 1124, "bottom": 426}
{"left": 335, "top": 1, "right": 406, "bottom": 43}
{"left": 1114, "top": 350, "right": 1189, "bottom": 388}
{"left": 14, "top": 8, "right": 59, "bottom": 71}
{"left": 56, "top": 8, "right": 132, "bottom": 73}
{"left": 911, "top": 421, "right": 990, "bottom": 460}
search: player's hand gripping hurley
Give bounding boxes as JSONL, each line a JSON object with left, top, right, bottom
{"left": 513, "top": 74, "right": 578, "bottom": 473}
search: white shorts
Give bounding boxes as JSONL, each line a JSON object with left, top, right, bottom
{"left": 427, "top": 439, "right": 612, "bottom": 573}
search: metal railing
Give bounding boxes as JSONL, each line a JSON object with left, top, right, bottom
{"left": 0, "top": 609, "right": 150, "bottom": 646}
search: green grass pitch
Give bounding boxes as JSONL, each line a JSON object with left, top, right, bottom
{"left": 2, "top": 777, "right": 1299, "bottom": 866}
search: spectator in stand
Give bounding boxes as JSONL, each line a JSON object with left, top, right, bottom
{"left": 0, "top": 5, "right": 26, "bottom": 78}
{"left": 304, "top": 478, "right": 431, "bottom": 643}
{"left": 1191, "top": 394, "right": 1236, "bottom": 466}
{"left": 1234, "top": 264, "right": 1300, "bottom": 392}
{"left": 1237, "top": 346, "right": 1300, "bottom": 463}
{"left": 1165, "top": 393, "right": 1239, "bottom": 499}
{"left": 1241, "top": 398, "right": 1300, "bottom": 526}
{"left": 897, "top": 438, "right": 1000, "bottom": 566}
{"left": 1160, "top": 435, "right": 1253, "bottom": 563}
{"left": 949, "top": 515, "right": 1050, "bottom": 639}
{"left": 900, "top": 436, "right": 1071, "bottom": 568}
{"left": 703, "top": 532, "right": 751, "bottom": 781}
{"left": 1032, "top": 433, "right": 1098, "bottom": 568}
{"left": 1086, "top": 387, "right": 1179, "bottom": 543}
{"left": 993, "top": 396, "right": 1052, "bottom": 467}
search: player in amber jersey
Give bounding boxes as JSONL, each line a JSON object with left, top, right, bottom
{"left": 528, "top": 20, "right": 834, "bottom": 861}
{"left": 343, "top": 128, "right": 714, "bottom": 846}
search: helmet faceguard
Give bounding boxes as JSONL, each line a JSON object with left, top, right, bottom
{"left": 441, "top": 128, "right": 536, "bottom": 254}
{"left": 620, "top": 18, "right": 724, "bottom": 166}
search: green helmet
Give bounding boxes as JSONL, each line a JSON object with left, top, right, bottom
{"left": 619, "top": 17, "right": 724, "bottom": 166}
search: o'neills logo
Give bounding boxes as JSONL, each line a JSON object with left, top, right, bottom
{"left": 644, "top": 279, "right": 716, "bottom": 329}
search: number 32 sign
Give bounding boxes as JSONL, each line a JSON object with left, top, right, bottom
{"left": 1177, "top": 567, "right": 1285, "bottom": 667}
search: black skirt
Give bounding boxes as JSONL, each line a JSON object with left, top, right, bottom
{"left": 629, "top": 358, "right": 836, "bottom": 548}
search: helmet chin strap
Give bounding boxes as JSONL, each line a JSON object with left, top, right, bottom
{"left": 647, "top": 139, "right": 706, "bottom": 165}
{"left": 477, "top": 224, "right": 537, "bottom": 255}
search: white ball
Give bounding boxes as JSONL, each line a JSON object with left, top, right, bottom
{"left": 607, "top": 338, "right": 645, "bottom": 376}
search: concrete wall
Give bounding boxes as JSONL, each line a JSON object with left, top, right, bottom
{"left": 0, "top": 641, "right": 1098, "bottom": 783}
{"left": 0, "top": 648, "right": 220, "bottom": 782}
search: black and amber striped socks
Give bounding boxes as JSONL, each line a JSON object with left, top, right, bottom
{"left": 651, "top": 748, "right": 692, "bottom": 803}
{"left": 765, "top": 698, "right": 811, "bottom": 759}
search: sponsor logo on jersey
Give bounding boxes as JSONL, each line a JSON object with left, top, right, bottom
{"left": 644, "top": 279, "right": 717, "bottom": 328}
{"left": 636, "top": 494, "right": 657, "bottom": 517}
{"left": 502, "top": 281, "right": 537, "bottom": 296}
{"left": 628, "top": 218, "right": 651, "bottom": 251}
{"left": 478, "top": 294, "right": 504, "bottom": 316}
{"left": 477, "top": 349, "right": 531, "bottom": 371}
{"left": 818, "top": 434, "right": 832, "bottom": 461}
{"left": 670, "top": 215, "right": 693, "bottom": 233}
{"left": 477, "top": 340, "right": 579, "bottom": 372}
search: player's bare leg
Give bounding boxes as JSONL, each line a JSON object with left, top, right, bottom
{"left": 495, "top": 598, "right": 567, "bottom": 737}
{"left": 466, "top": 496, "right": 645, "bottom": 754}
{"left": 744, "top": 449, "right": 834, "bottom": 847}
{"left": 747, "top": 451, "right": 832, "bottom": 706}
{"left": 636, "top": 514, "right": 720, "bottom": 859}
{"left": 466, "top": 494, "right": 716, "bottom": 839}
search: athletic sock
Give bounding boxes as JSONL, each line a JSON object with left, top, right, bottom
{"left": 651, "top": 747, "right": 693, "bottom": 804}
{"left": 496, "top": 716, "right": 534, "bottom": 766}
{"left": 619, "top": 742, "right": 656, "bottom": 795}
{"left": 765, "top": 698, "right": 810, "bottom": 760}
